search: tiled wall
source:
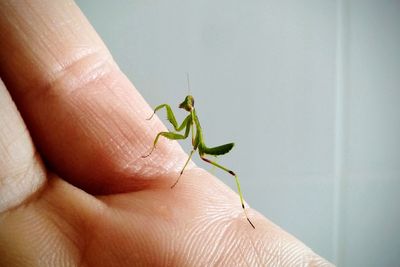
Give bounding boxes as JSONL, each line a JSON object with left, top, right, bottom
{"left": 336, "top": 0, "right": 400, "bottom": 266}
{"left": 77, "top": 1, "right": 400, "bottom": 265}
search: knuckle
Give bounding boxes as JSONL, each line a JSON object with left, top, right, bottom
{"left": 30, "top": 48, "right": 115, "bottom": 100}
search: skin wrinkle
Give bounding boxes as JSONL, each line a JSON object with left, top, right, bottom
{"left": 184, "top": 213, "right": 232, "bottom": 265}
{"left": 0, "top": 174, "right": 47, "bottom": 218}
{"left": 193, "top": 220, "right": 220, "bottom": 259}
{"left": 60, "top": 65, "right": 187, "bottom": 186}
{"left": 33, "top": 49, "right": 113, "bottom": 101}
{"left": 41, "top": 67, "right": 155, "bottom": 192}
{"left": 153, "top": 219, "right": 176, "bottom": 266}
{"left": 106, "top": 218, "right": 146, "bottom": 265}
{"left": 246, "top": 232, "right": 263, "bottom": 266}
{"left": 254, "top": 239, "right": 267, "bottom": 265}
{"left": 1, "top": 2, "right": 109, "bottom": 97}
{"left": 109, "top": 110, "right": 140, "bottom": 156}
{"left": 72, "top": 95, "right": 108, "bottom": 145}
{"left": 95, "top": 102, "right": 138, "bottom": 162}
{"left": 24, "top": 1, "right": 108, "bottom": 88}
{"left": 193, "top": 171, "right": 248, "bottom": 224}
{"left": 70, "top": 95, "right": 152, "bottom": 185}
{"left": 282, "top": 239, "right": 309, "bottom": 266}
{"left": 237, "top": 232, "right": 258, "bottom": 266}
{"left": 1, "top": 145, "right": 34, "bottom": 182}
{"left": 4, "top": 206, "right": 65, "bottom": 266}
{"left": 0, "top": 89, "right": 30, "bottom": 165}
{"left": 206, "top": 221, "right": 235, "bottom": 265}
{"left": 3, "top": 125, "right": 30, "bottom": 161}
{"left": 37, "top": 179, "right": 104, "bottom": 266}
{"left": 271, "top": 234, "right": 285, "bottom": 265}
{"left": 24, "top": 0, "right": 64, "bottom": 74}
{"left": 163, "top": 232, "right": 177, "bottom": 266}
{"left": 236, "top": 239, "right": 251, "bottom": 267}
{"left": 10, "top": 160, "right": 34, "bottom": 197}
{"left": 73, "top": 95, "right": 118, "bottom": 147}
{"left": 9, "top": 55, "right": 120, "bottom": 193}
{"left": 0, "top": 85, "right": 46, "bottom": 212}
{"left": 1, "top": 3, "right": 50, "bottom": 91}
{"left": 261, "top": 238, "right": 273, "bottom": 265}
{"left": 276, "top": 233, "right": 283, "bottom": 266}
{"left": 213, "top": 228, "right": 239, "bottom": 266}
{"left": 281, "top": 241, "right": 298, "bottom": 266}
{"left": 92, "top": 198, "right": 159, "bottom": 264}
{"left": 37, "top": 198, "right": 81, "bottom": 254}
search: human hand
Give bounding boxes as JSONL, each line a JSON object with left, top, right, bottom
{"left": 0, "top": 1, "right": 332, "bottom": 266}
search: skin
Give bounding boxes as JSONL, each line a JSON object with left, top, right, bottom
{"left": 0, "top": 0, "right": 333, "bottom": 266}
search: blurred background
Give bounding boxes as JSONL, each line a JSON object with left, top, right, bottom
{"left": 76, "top": 1, "right": 400, "bottom": 266}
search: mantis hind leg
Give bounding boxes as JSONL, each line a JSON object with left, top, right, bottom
{"left": 200, "top": 156, "right": 255, "bottom": 229}
{"left": 210, "top": 156, "right": 218, "bottom": 175}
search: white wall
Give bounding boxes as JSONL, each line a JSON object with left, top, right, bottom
{"left": 336, "top": 1, "right": 400, "bottom": 266}
{"left": 77, "top": 1, "right": 400, "bottom": 265}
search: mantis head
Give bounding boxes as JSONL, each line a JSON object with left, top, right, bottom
{"left": 179, "top": 95, "right": 195, "bottom": 111}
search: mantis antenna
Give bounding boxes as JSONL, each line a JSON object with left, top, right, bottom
{"left": 186, "top": 72, "right": 191, "bottom": 95}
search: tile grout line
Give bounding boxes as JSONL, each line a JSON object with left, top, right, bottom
{"left": 333, "top": 0, "right": 349, "bottom": 265}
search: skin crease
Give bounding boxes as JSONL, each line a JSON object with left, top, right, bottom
{"left": 0, "top": 1, "right": 333, "bottom": 266}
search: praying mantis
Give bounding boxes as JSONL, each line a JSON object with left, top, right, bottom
{"left": 142, "top": 90, "right": 255, "bottom": 229}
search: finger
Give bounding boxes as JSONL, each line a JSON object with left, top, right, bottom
{"left": 70, "top": 168, "right": 332, "bottom": 266}
{"left": 0, "top": 0, "right": 188, "bottom": 194}
{"left": 0, "top": 79, "right": 45, "bottom": 212}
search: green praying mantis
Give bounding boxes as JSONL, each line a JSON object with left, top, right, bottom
{"left": 142, "top": 85, "right": 255, "bottom": 229}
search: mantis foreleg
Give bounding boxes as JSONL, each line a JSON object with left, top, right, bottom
{"left": 147, "top": 104, "right": 189, "bottom": 131}
{"left": 142, "top": 115, "right": 192, "bottom": 158}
